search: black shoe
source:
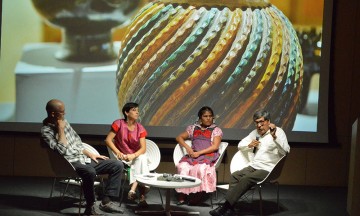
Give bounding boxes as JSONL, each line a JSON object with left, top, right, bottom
{"left": 99, "top": 201, "right": 124, "bottom": 214}
{"left": 83, "top": 205, "right": 103, "bottom": 216}
{"left": 223, "top": 208, "right": 235, "bottom": 216}
{"left": 209, "top": 205, "right": 228, "bottom": 216}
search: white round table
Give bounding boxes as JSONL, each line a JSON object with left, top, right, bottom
{"left": 135, "top": 173, "right": 201, "bottom": 216}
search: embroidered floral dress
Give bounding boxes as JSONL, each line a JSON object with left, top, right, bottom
{"left": 176, "top": 123, "right": 223, "bottom": 194}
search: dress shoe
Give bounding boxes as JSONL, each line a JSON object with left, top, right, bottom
{"left": 99, "top": 202, "right": 124, "bottom": 213}
{"left": 209, "top": 205, "right": 228, "bottom": 216}
{"left": 83, "top": 205, "right": 103, "bottom": 216}
{"left": 223, "top": 208, "right": 235, "bottom": 216}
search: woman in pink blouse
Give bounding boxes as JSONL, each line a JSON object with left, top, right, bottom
{"left": 105, "top": 102, "right": 150, "bottom": 208}
{"left": 175, "top": 106, "right": 223, "bottom": 205}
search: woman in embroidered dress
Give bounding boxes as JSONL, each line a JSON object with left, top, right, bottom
{"left": 105, "top": 102, "right": 150, "bottom": 208}
{"left": 175, "top": 106, "right": 223, "bottom": 205}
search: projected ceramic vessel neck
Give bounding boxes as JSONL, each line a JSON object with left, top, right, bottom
{"left": 31, "top": 0, "right": 141, "bottom": 62}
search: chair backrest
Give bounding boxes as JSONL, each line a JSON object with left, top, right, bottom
{"left": 173, "top": 140, "right": 192, "bottom": 166}
{"left": 44, "top": 143, "right": 101, "bottom": 178}
{"left": 44, "top": 145, "right": 78, "bottom": 178}
{"left": 145, "top": 139, "right": 161, "bottom": 171}
{"left": 173, "top": 140, "right": 228, "bottom": 168}
{"left": 230, "top": 148, "right": 254, "bottom": 173}
{"left": 257, "top": 154, "right": 287, "bottom": 185}
{"left": 82, "top": 143, "right": 100, "bottom": 155}
{"left": 107, "top": 146, "right": 118, "bottom": 160}
{"left": 214, "top": 142, "right": 229, "bottom": 169}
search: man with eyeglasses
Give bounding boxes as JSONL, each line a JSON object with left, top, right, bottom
{"left": 210, "top": 109, "right": 290, "bottom": 216}
{"left": 41, "top": 99, "right": 124, "bottom": 215}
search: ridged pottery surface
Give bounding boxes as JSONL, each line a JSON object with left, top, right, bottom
{"left": 116, "top": 0, "right": 303, "bottom": 130}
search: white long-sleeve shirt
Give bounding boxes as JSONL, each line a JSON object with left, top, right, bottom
{"left": 238, "top": 127, "right": 290, "bottom": 172}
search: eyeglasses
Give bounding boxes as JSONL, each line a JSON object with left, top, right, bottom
{"left": 254, "top": 119, "right": 267, "bottom": 126}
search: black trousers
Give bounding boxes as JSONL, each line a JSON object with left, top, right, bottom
{"left": 71, "top": 159, "right": 123, "bottom": 206}
{"left": 226, "top": 166, "right": 269, "bottom": 206}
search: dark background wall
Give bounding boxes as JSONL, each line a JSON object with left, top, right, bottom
{"left": 0, "top": 0, "right": 360, "bottom": 188}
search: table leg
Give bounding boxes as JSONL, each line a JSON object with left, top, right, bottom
{"left": 135, "top": 188, "right": 200, "bottom": 215}
{"left": 165, "top": 189, "right": 171, "bottom": 215}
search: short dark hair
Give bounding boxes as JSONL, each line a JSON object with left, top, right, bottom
{"left": 253, "top": 109, "right": 271, "bottom": 121}
{"left": 197, "top": 106, "right": 214, "bottom": 119}
{"left": 122, "top": 102, "right": 139, "bottom": 120}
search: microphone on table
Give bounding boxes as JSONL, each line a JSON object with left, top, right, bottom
{"left": 174, "top": 175, "right": 196, "bottom": 182}
{"left": 180, "top": 176, "right": 196, "bottom": 182}
{"left": 253, "top": 136, "right": 260, "bottom": 154}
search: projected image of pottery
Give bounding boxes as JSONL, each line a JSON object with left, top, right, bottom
{"left": 116, "top": 0, "right": 303, "bottom": 130}
{"left": 31, "top": 0, "right": 141, "bottom": 62}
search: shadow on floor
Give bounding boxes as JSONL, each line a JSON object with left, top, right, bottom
{"left": 0, "top": 176, "right": 349, "bottom": 216}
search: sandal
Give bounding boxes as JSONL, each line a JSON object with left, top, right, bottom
{"left": 176, "top": 200, "right": 186, "bottom": 205}
{"left": 128, "top": 190, "right": 137, "bottom": 201}
{"left": 176, "top": 192, "right": 187, "bottom": 205}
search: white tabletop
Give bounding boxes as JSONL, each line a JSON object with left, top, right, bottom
{"left": 136, "top": 173, "right": 201, "bottom": 189}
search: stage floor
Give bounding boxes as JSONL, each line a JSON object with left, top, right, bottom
{"left": 0, "top": 176, "right": 348, "bottom": 216}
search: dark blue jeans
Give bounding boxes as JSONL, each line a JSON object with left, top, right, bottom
{"left": 72, "top": 159, "right": 123, "bottom": 206}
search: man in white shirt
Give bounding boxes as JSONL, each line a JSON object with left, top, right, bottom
{"left": 210, "top": 109, "right": 290, "bottom": 216}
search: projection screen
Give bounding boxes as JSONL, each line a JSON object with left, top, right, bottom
{"left": 0, "top": 0, "right": 332, "bottom": 143}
